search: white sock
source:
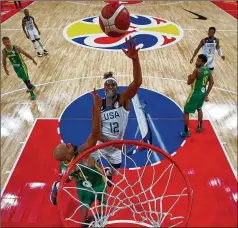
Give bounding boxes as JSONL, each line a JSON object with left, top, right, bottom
{"left": 33, "top": 42, "right": 39, "bottom": 53}
{"left": 37, "top": 40, "right": 45, "bottom": 50}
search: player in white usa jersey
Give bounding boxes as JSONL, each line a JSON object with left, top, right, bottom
{"left": 190, "top": 27, "right": 225, "bottom": 73}
{"left": 92, "top": 36, "right": 142, "bottom": 187}
{"left": 22, "top": 9, "right": 48, "bottom": 57}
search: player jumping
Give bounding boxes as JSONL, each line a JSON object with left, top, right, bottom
{"left": 180, "top": 54, "right": 214, "bottom": 137}
{"left": 22, "top": 9, "right": 48, "bottom": 57}
{"left": 50, "top": 89, "right": 107, "bottom": 227}
{"left": 2, "top": 36, "right": 37, "bottom": 100}
{"left": 92, "top": 36, "right": 142, "bottom": 187}
{"left": 190, "top": 27, "right": 225, "bottom": 73}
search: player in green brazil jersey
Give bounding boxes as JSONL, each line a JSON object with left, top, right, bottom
{"left": 180, "top": 54, "right": 214, "bottom": 137}
{"left": 2, "top": 37, "right": 37, "bottom": 100}
{"left": 50, "top": 89, "right": 107, "bottom": 228}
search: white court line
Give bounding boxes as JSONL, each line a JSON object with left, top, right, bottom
{"left": 208, "top": 119, "right": 237, "bottom": 180}
{"left": 67, "top": 1, "right": 103, "bottom": 7}
{"left": 185, "top": 27, "right": 237, "bottom": 32}
{"left": 67, "top": 0, "right": 184, "bottom": 7}
{"left": 151, "top": 160, "right": 161, "bottom": 166}
{"left": 171, "top": 151, "right": 177, "bottom": 156}
{"left": 1, "top": 75, "right": 237, "bottom": 97}
{"left": 181, "top": 140, "right": 186, "bottom": 147}
{"left": 129, "top": 166, "right": 141, "bottom": 170}
{"left": 153, "top": 1, "right": 184, "bottom": 6}
{"left": 1, "top": 119, "right": 37, "bottom": 197}
{"left": 1, "top": 28, "right": 62, "bottom": 31}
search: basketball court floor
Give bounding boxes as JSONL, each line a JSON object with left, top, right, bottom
{"left": 1, "top": 1, "right": 237, "bottom": 227}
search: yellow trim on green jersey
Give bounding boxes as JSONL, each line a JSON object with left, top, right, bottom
{"left": 186, "top": 79, "right": 197, "bottom": 103}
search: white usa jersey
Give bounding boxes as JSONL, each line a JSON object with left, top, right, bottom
{"left": 101, "top": 94, "right": 129, "bottom": 140}
{"left": 202, "top": 37, "right": 217, "bottom": 57}
{"left": 23, "top": 16, "right": 36, "bottom": 31}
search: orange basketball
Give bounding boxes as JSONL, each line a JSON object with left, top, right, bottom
{"left": 99, "top": 2, "right": 130, "bottom": 37}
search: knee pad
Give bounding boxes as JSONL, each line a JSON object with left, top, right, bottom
{"left": 32, "top": 40, "right": 36, "bottom": 43}
{"left": 35, "top": 38, "right": 40, "bottom": 41}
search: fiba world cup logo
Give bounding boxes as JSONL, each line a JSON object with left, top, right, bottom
{"left": 63, "top": 15, "right": 184, "bottom": 51}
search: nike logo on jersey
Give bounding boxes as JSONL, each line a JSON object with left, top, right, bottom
{"left": 183, "top": 9, "right": 207, "bottom": 20}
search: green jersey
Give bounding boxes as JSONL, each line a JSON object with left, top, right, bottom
{"left": 60, "top": 146, "right": 107, "bottom": 207}
{"left": 4, "top": 45, "right": 24, "bottom": 68}
{"left": 184, "top": 66, "right": 211, "bottom": 113}
{"left": 191, "top": 67, "right": 211, "bottom": 95}
{"left": 60, "top": 149, "right": 104, "bottom": 188}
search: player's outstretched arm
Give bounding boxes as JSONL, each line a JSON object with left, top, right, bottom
{"left": 216, "top": 39, "right": 225, "bottom": 60}
{"left": 82, "top": 89, "right": 102, "bottom": 150}
{"left": 190, "top": 39, "right": 205, "bottom": 63}
{"left": 205, "top": 75, "right": 214, "bottom": 101}
{"left": 2, "top": 50, "right": 9, "bottom": 75}
{"left": 120, "top": 36, "right": 142, "bottom": 104}
{"left": 16, "top": 46, "right": 37, "bottom": 65}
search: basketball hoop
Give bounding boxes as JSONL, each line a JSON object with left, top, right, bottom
{"left": 57, "top": 140, "right": 193, "bottom": 227}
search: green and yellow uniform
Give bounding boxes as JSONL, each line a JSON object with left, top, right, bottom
{"left": 184, "top": 67, "right": 211, "bottom": 113}
{"left": 4, "top": 45, "right": 29, "bottom": 81}
{"left": 61, "top": 149, "right": 107, "bottom": 207}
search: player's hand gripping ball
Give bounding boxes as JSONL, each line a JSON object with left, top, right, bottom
{"left": 99, "top": 2, "right": 130, "bottom": 37}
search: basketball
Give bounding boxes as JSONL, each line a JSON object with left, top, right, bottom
{"left": 99, "top": 3, "right": 130, "bottom": 37}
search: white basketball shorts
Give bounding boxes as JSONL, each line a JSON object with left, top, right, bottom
{"left": 205, "top": 56, "right": 215, "bottom": 69}
{"left": 28, "top": 29, "right": 40, "bottom": 41}
{"left": 91, "top": 141, "right": 122, "bottom": 165}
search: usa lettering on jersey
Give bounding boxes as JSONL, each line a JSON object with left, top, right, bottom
{"left": 24, "top": 17, "right": 35, "bottom": 31}
{"left": 102, "top": 110, "right": 120, "bottom": 121}
{"left": 206, "top": 43, "right": 216, "bottom": 48}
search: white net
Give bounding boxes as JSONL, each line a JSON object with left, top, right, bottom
{"left": 58, "top": 141, "right": 192, "bottom": 228}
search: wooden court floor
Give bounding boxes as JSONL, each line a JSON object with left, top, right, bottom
{"left": 1, "top": 1, "right": 237, "bottom": 189}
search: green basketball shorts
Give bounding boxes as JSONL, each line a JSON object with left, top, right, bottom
{"left": 76, "top": 180, "right": 107, "bottom": 208}
{"left": 184, "top": 93, "right": 206, "bottom": 113}
{"left": 14, "top": 64, "right": 29, "bottom": 81}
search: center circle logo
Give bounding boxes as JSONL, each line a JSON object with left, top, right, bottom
{"left": 63, "top": 15, "right": 184, "bottom": 51}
